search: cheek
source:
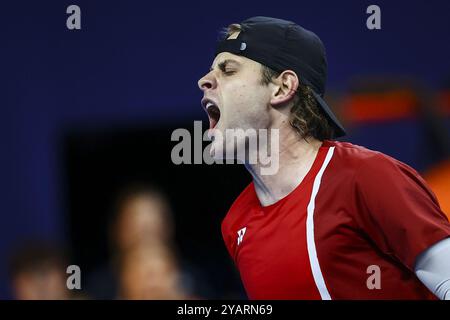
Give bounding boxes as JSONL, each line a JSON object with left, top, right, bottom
{"left": 223, "top": 82, "right": 268, "bottom": 113}
{"left": 223, "top": 82, "right": 247, "bottom": 104}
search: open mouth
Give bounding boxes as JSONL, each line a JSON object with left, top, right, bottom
{"left": 203, "top": 100, "right": 221, "bottom": 129}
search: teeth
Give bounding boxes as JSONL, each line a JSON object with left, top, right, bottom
{"left": 206, "top": 102, "right": 214, "bottom": 109}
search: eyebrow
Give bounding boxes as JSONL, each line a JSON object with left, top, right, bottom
{"left": 210, "top": 59, "right": 241, "bottom": 71}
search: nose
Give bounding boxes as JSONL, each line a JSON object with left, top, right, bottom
{"left": 198, "top": 71, "right": 216, "bottom": 92}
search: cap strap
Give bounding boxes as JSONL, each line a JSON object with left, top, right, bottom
{"left": 215, "top": 38, "right": 248, "bottom": 56}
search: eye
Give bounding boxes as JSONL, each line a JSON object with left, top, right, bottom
{"left": 223, "top": 69, "right": 236, "bottom": 76}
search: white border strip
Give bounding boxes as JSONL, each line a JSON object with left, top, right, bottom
{"left": 306, "top": 146, "right": 335, "bottom": 300}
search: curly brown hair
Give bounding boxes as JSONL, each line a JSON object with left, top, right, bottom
{"left": 222, "top": 24, "right": 334, "bottom": 141}
{"left": 260, "top": 66, "right": 334, "bottom": 141}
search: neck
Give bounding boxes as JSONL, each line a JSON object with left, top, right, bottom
{"left": 245, "top": 125, "right": 323, "bottom": 207}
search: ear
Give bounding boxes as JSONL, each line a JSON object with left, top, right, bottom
{"left": 270, "top": 70, "right": 299, "bottom": 107}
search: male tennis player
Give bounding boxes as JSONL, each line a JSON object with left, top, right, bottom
{"left": 198, "top": 16, "right": 450, "bottom": 299}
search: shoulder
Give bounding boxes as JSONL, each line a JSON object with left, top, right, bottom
{"left": 321, "top": 140, "right": 434, "bottom": 202}
{"left": 326, "top": 141, "right": 439, "bottom": 208}
{"left": 325, "top": 140, "right": 420, "bottom": 178}
{"left": 326, "top": 140, "right": 385, "bottom": 164}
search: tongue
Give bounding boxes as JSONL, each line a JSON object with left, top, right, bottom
{"left": 209, "top": 118, "right": 217, "bottom": 130}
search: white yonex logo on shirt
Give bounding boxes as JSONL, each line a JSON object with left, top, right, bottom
{"left": 237, "top": 227, "right": 247, "bottom": 246}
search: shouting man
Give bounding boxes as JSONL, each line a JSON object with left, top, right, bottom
{"left": 197, "top": 16, "right": 450, "bottom": 299}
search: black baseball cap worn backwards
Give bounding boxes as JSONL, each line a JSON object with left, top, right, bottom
{"left": 215, "top": 16, "right": 346, "bottom": 138}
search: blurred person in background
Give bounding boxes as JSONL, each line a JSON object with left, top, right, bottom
{"left": 9, "top": 241, "right": 72, "bottom": 300}
{"left": 110, "top": 184, "right": 175, "bottom": 252}
{"left": 118, "top": 245, "right": 189, "bottom": 299}
{"left": 86, "top": 183, "right": 209, "bottom": 299}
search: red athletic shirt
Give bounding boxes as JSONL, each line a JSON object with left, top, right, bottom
{"left": 221, "top": 140, "right": 450, "bottom": 299}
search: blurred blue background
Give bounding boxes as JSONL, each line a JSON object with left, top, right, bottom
{"left": 1, "top": 0, "right": 450, "bottom": 299}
